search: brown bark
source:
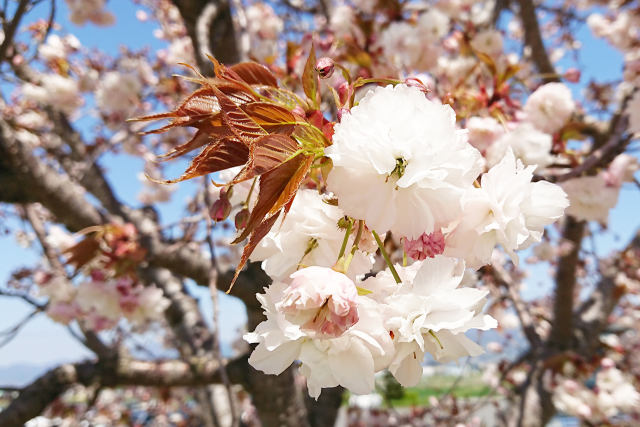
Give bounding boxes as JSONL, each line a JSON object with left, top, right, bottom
{"left": 517, "top": 0, "right": 559, "bottom": 82}
{"left": 0, "top": 355, "right": 251, "bottom": 427}
{"left": 550, "top": 216, "right": 585, "bottom": 349}
{"left": 171, "top": 0, "right": 240, "bottom": 73}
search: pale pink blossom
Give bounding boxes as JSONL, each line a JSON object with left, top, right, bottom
{"left": 602, "top": 153, "right": 639, "bottom": 187}
{"left": 403, "top": 230, "right": 445, "bottom": 261}
{"left": 523, "top": 82, "right": 575, "bottom": 134}
{"left": 278, "top": 267, "right": 359, "bottom": 338}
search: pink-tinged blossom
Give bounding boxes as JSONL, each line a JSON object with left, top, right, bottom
{"left": 523, "top": 82, "right": 575, "bottom": 134}
{"left": 466, "top": 116, "right": 504, "bottom": 153}
{"left": 361, "top": 256, "right": 497, "bottom": 387}
{"left": 65, "top": 0, "right": 115, "bottom": 26}
{"left": 244, "top": 268, "right": 394, "bottom": 399}
{"left": 403, "top": 230, "right": 445, "bottom": 261}
{"left": 278, "top": 267, "right": 359, "bottom": 338}
{"left": 486, "top": 122, "right": 553, "bottom": 171}
{"left": 602, "top": 153, "right": 639, "bottom": 187}
{"left": 326, "top": 84, "right": 483, "bottom": 239}
{"left": 95, "top": 71, "right": 142, "bottom": 120}
{"left": 46, "top": 302, "right": 80, "bottom": 325}
{"left": 38, "top": 34, "right": 80, "bottom": 61}
{"left": 22, "top": 74, "right": 83, "bottom": 114}
{"left": 245, "top": 3, "right": 283, "bottom": 62}
{"left": 470, "top": 29, "right": 503, "bottom": 58}
{"left": 446, "top": 148, "right": 568, "bottom": 268}
{"left": 561, "top": 175, "right": 619, "bottom": 223}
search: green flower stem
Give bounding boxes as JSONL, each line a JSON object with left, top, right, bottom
{"left": 372, "top": 230, "right": 402, "bottom": 284}
{"left": 337, "top": 219, "right": 353, "bottom": 260}
{"left": 342, "top": 220, "right": 364, "bottom": 273}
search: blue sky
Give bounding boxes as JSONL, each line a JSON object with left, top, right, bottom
{"left": 0, "top": 2, "right": 637, "bottom": 371}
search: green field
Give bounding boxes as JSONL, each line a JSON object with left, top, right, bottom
{"left": 389, "top": 373, "right": 492, "bottom": 407}
{"left": 342, "top": 372, "right": 493, "bottom": 407}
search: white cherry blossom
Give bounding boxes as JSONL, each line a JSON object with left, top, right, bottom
{"left": 326, "top": 84, "right": 483, "bottom": 239}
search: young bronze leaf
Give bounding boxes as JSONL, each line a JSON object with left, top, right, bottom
{"left": 131, "top": 88, "right": 220, "bottom": 129}
{"left": 228, "top": 211, "right": 281, "bottom": 292}
{"left": 212, "top": 86, "right": 267, "bottom": 143}
{"left": 156, "top": 121, "right": 232, "bottom": 161}
{"left": 215, "top": 79, "right": 259, "bottom": 105}
{"left": 292, "top": 123, "right": 330, "bottom": 148}
{"left": 302, "top": 44, "right": 319, "bottom": 107}
{"left": 261, "top": 87, "right": 308, "bottom": 110}
{"left": 228, "top": 62, "right": 278, "bottom": 87}
{"left": 64, "top": 236, "right": 100, "bottom": 270}
{"left": 242, "top": 102, "right": 297, "bottom": 135}
{"left": 224, "top": 133, "right": 300, "bottom": 187}
{"left": 162, "top": 138, "right": 249, "bottom": 183}
{"left": 232, "top": 153, "right": 307, "bottom": 244}
{"left": 268, "top": 154, "right": 313, "bottom": 216}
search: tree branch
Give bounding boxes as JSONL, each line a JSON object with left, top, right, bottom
{"left": 0, "top": 0, "right": 31, "bottom": 63}
{"left": 0, "top": 354, "right": 250, "bottom": 427}
{"left": 550, "top": 216, "right": 585, "bottom": 349}
{"left": 171, "top": 0, "right": 239, "bottom": 73}
{"left": 0, "top": 119, "right": 103, "bottom": 231}
{"left": 517, "top": 0, "right": 558, "bottom": 83}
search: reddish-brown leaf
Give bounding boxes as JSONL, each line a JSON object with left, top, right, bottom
{"left": 64, "top": 236, "right": 100, "bottom": 270}
{"left": 131, "top": 88, "right": 220, "bottom": 130}
{"left": 268, "top": 154, "right": 313, "bottom": 216}
{"left": 162, "top": 138, "right": 250, "bottom": 183}
{"left": 302, "top": 44, "right": 318, "bottom": 107}
{"left": 292, "top": 123, "right": 330, "bottom": 148}
{"left": 156, "top": 115, "right": 233, "bottom": 160}
{"left": 226, "top": 134, "right": 300, "bottom": 186}
{"left": 242, "top": 102, "right": 296, "bottom": 135}
{"left": 228, "top": 62, "right": 278, "bottom": 87}
{"left": 261, "top": 87, "right": 308, "bottom": 110}
{"left": 212, "top": 86, "right": 267, "bottom": 143}
{"left": 232, "top": 153, "right": 310, "bottom": 244}
{"left": 228, "top": 212, "right": 281, "bottom": 291}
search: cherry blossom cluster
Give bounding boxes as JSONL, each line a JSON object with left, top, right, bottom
{"left": 550, "top": 358, "right": 640, "bottom": 422}
{"left": 37, "top": 270, "right": 168, "bottom": 331}
{"left": 34, "top": 223, "right": 169, "bottom": 331}
{"left": 242, "top": 83, "right": 569, "bottom": 398}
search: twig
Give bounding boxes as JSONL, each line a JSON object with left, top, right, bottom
{"left": 0, "top": 0, "right": 31, "bottom": 63}
{"left": 203, "top": 178, "right": 238, "bottom": 427}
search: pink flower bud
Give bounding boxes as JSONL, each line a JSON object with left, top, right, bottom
{"left": 405, "top": 77, "right": 430, "bottom": 94}
{"left": 279, "top": 267, "right": 359, "bottom": 338}
{"left": 337, "top": 82, "right": 351, "bottom": 105}
{"left": 564, "top": 68, "right": 581, "bottom": 83}
{"left": 210, "top": 190, "right": 232, "bottom": 222}
{"left": 315, "top": 57, "right": 335, "bottom": 79}
{"left": 403, "top": 230, "right": 445, "bottom": 261}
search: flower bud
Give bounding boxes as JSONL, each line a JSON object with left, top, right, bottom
{"left": 210, "top": 191, "right": 231, "bottom": 222}
{"left": 315, "top": 57, "right": 335, "bottom": 79}
{"left": 337, "top": 108, "right": 349, "bottom": 122}
{"left": 563, "top": 68, "right": 581, "bottom": 83}
{"left": 405, "top": 77, "right": 430, "bottom": 94}
{"left": 234, "top": 208, "right": 250, "bottom": 229}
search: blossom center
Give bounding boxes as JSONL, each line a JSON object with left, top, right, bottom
{"left": 387, "top": 157, "right": 408, "bottom": 182}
